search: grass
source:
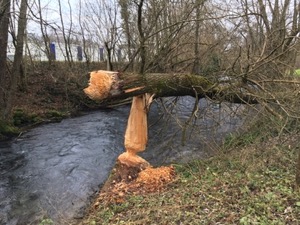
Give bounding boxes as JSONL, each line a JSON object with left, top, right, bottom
{"left": 80, "top": 129, "right": 300, "bottom": 225}
{"left": 294, "top": 69, "right": 300, "bottom": 76}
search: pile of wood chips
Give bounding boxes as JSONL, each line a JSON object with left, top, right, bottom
{"left": 136, "top": 166, "right": 175, "bottom": 192}
{"left": 94, "top": 165, "right": 176, "bottom": 207}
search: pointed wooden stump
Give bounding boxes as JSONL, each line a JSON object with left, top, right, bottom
{"left": 116, "top": 94, "right": 152, "bottom": 181}
{"left": 84, "top": 71, "right": 179, "bottom": 207}
{"left": 84, "top": 70, "right": 157, "bottom": 182}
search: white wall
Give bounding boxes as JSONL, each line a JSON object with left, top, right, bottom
{"left": 7, "top": 40, "right": 106, "bottom": 62}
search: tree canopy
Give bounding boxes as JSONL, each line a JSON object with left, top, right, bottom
{"left": 1, "top": 0, "right": 300, "bottom": 122}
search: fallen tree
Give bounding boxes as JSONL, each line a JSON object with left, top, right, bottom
{"left": 83, "top": 70, "right": 260, "bottom": 182}
{"left": 84, "top": 70, "right": 300, "bottom": 188}
{"left": 83, "top": 70, "right": 259, "bottom": 106}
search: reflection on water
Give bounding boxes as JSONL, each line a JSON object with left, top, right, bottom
{"left": 0, "top": 97, "right": 252, "bottom": 225}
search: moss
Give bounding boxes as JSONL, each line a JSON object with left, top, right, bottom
{"left": 188, "top": 74, "right": 213, "bottom": 90}
{"left": 45, "top": 110, "right": 68, "bottom": 121}
{"left": 145, "top": 73, "right": 214, "bottom": 97}
{"left": 0, "top": 120, "right": 20, "bottom": 139}
{"left": 45, "top": 110, "right": 63, "bottom": 118}
{"left": 13, "top": 108, "right": 41, "bottom": 126}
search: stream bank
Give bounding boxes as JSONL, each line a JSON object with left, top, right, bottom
{"left": 0, "top": 97, "right": 251, "bottom": 225}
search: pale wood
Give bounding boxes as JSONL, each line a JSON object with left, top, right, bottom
{"left": 119, "top": 93, "right": 154, "bottom": 167}
{"left": 124, "top": 95, "right": 148, "bottom": 153}
{"left": 117, "top": 152, "right": 150, "bottom": 168}
{"left": 83, "top": 71, "right": 153, "bottom": 168}
{"left": 83, "top": 70, "right": 119, "bottom": 100}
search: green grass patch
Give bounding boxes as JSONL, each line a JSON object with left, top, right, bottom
{"left": 44, "top": 110, "right": 68, "bottom": 121}
{"left": 294, "top": 69, "right": 300, "bottom": 76}
{"left": 13, "top": 108, "right": 41, "bottom": 126}
{"left": 80, "top": 139, "right": 300, "bottom": 225}
{"left": 80, "top": 113, "right": 300, "bottom": 225}
{"left": 0, "top": 120, "right": 19, "bottom": 139}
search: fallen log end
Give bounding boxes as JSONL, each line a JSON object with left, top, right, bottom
{"left": 83, "top": 70, "right": 120, "bottom": 101}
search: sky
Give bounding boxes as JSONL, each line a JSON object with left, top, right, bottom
{"left": 27, "top": 0, "right": 79, "bottom": 34}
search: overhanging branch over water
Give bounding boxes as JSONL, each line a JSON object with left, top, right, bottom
{"left": 84, "top": 70, "right": 259, "bottom": 105}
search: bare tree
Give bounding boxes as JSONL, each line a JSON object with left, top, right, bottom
{"left": 29, "top": 0, "right": 54, "bottom": 64}
{"left": 119, "top": 0, "right": 134, "bottom": 70}
{"left": 78, "top": 0, "right": 90, "bottom": 66}
{"left": 224, "top": 0, "right": 300, "bottom": 79}
{"left": 82, "top": 0, "right": 121, "bottom": 70}
{"left": 57, "top": 0, "right": 74, "bottom": 66}
{"left": 0, "top": 0, "right": 28, "bottom": 121}
{"left": 0, "top": 0, "right": 11, "bottom": 121}
{"left": 11, "top": 0, "right": 28, "bottom": 92}
{"left": 192, "top": 0, "right": 204, "bottom": 75}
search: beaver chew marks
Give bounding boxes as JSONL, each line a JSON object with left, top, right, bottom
{"left": 118, "top": 94, "right": 150, "bottom": 168}
{"left": 84, "top": 70, "right": 114, "bottom": 100}
{"left": 125, "top": 95, "right": 148, "bottom": 153}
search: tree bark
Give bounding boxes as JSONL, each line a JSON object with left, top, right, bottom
{"left": 0, "top": 0, "right": 11, "bottom": 120}
{"left": 84, "top": 70, "right": 258, "bottom": 105}
{"left": 119, "top": 0, "right": 133, "bottom": 71}
{"left": 6, "top": 0, "right": 28, "bottom": 115}
{"left": 137, "top": 0, "right": 146, "bottom": 74}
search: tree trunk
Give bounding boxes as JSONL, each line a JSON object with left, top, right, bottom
{"left": 58, "top": 0, "right": 73, "bottom": 67}
{"left": 0, "top": 0, "right": 11, "bottom": 121}
{"left": 104, "top": 42, "right": 113, "bottom": 71}
{"left": 7, "top": 0, "right": 28, "bottom": 113}
{"left": 84, "top": 70, "right": 258, "bottom": 105}
{"left": 137, "top": 0, "right": 146, "bottom": 74}
{"left": 36, "top": 0, "right": 52, "bottom": 65}
{"left": 192, "top": 0, "right": 202, "bottom": 75}
{"left": 119, "top": 0, "right": 133, "bottom": 71}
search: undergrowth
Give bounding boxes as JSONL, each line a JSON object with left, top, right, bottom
{"left": 80, "top": 114, "right": 300, "bottom": 225}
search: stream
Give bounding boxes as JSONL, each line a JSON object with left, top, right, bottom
{"left": 0, "top": 97, "right": 252, "bottom": 225}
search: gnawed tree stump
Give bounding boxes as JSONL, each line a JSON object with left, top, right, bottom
{"left": 117, "top": 94, "right": 153, "bottom": 180}
{"left": 84, "top": 70, "right": 156, "bottom": 183}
